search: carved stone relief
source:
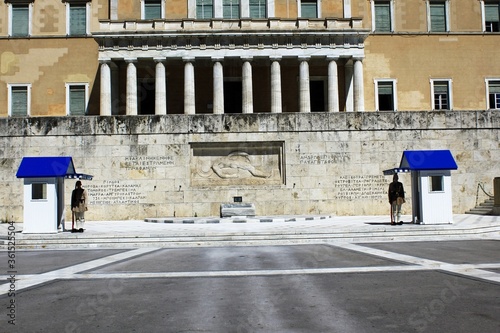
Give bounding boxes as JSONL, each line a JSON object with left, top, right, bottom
{"left": 190, "top": 142, "right": 285, "bottom": 186}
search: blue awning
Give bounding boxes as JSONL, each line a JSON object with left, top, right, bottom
{"left": 383, "top": 150, "right": 458, "bottom": 175}
{"left": 399, "top": 150, "right": 458, "bottom": 171}
{"left": 16, "top": 156, "right": 93, "bottom": 180}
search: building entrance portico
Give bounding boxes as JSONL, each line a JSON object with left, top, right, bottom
{"left": 95, "top": 18, "right": 368, "bottom": 115}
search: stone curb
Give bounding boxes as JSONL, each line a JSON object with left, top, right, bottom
{"left": 144, "top": 215, "right": 334, "bottom": 224}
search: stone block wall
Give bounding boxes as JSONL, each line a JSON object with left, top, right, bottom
{"left": 1, "top": 111, "right": 498, "bottom": 222}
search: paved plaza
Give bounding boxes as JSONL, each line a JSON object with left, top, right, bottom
{"left": 1, "top": 214, "right": 499, "bottom": 332}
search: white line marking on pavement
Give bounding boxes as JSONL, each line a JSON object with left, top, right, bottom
{"left": 1, "top": 248, "right": 159, "bottom": 296}
{"left": 334, "top": 243, "right": 500, "bottom": 284}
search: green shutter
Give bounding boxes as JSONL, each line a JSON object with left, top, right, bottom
{"left": 69, "top": 86, "right": 86, "bottom": 116}
{"left": 430, "top": 2, "right": 446, "bottom": 32}
{"left": 11, "top": 87, "right": 28, "bottom": 116}
{"left": 250, "top": 0, "right": 266, "bottom": 18}
{"left": 301, "top": 1, "right": 317, "bottom": 18}
{"left": 196, "top": 0, "right": 213, "bottom": 19}
{"left": 12, "top": 6, "right": 29, "bottom": 37}
{"left": 378, "top": 82, "right": 393, "bottom": 95}
{"left": 489, "top": 81, "right": 500, "bottom": 94}
{"left": 485, "top": 4, "right": 500, "bottom": 22}
{"left": 145, "top": 1, "right": 162, "bottom": 19}
{"left": 375, "top": 2, "right": 391, "bottom": 32}
{"left": 70, "top": 5, "right": 86, "bottom": 35}
{"left": 223, "top": 0, "right": 240, "bottom": 19}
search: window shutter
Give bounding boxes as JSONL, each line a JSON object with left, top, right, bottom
{"left": 11, "top": 87, "right": 28, "bottom": 116}
{"left": 434, "top": 83, "right": 448, "bottom": 94}
{"left": 430, "top": 3, "right": 446, "bottom": 32}
{"left": 70, "top": 5, "right": 86, "bottom": 35}
{"left": 145, "top": 1, "right": 162, "bottom": 19}
{"left": 301, "top": 1, "right": 317, "bottom": 18}
{"left": 12, "top": 6, "right": 29, "bottom": 36}
{"left": 375, "top": 2, "right": 391, "bottom": 32}
{"left": 485, "top": 4, "right": 500, "bottom": 22}
{"left": 489, "top": 81, "right": 500, "bottom": 94}
{"left": 69, "top": 86, "right": 86, "bottom": 116}
{"left": 250, "top": 0, "right": 266, "bottom": 18}
{"left": 378, "top": 82, "right": 393, "bottom": 95}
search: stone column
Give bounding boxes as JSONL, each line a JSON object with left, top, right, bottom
{"left": 213, "top": 58, "right": 224, "bottom": 114}
{"left": 299, "top": 57, "right": 311, "bottom": 113}
{"left": 99, "top": 59, "right": 112, "bottom": 116}
{"left": 125, "top": 58, "right": 138, "bottom": 116}
{"left": 184, "top": 58, "right": 195, "bottom": 115}
{"left": 345, "top": 59, "right": 354, "bottom": 112}
{"left": 353, "top": 57, "right": 365, "bottom": 112}
{"left": 154, "top": 58, "right": 167, "bottom": 115}
{"left": 270, "top": 57, "right": 282, "bottom": 113}
{"left": 327, "top": 56, "right": 340, "bottom": 112}
{"left": 242, "top": 58, "right": 253, "bottom": 114}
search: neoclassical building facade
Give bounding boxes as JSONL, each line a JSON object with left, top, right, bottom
{"left": 1, "top": 0, "right": 499, "bottom": 117}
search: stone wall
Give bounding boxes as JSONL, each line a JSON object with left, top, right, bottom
{"left": 1, "top": 111, "right": 498, "bottom": 222}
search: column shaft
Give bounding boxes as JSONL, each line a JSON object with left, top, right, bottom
{"left": 213, "top": 60, "right": 224, "bottom": 114}
{"left": 354, "top": 58, "right": 365, "bottom": 112}
{"left": 328, "top": 58, "right": 340, "bottom": 112}
{"left": 184, "top": 60, "right": 195, "bottom": 115}
{"left": 155, "top": 60, "right": 167, "bottom": 115}
{"left": 299, "top": 59, "right": 311, "bottom": 113}
{"left": 242, "top": 60, "right": 253, "bottom": 114}
{"left": 271, "top": 59, "right": 282, "bottom": 113}
{"left": 100, "top": 61, "right": 111, "bottom": 116}
{"left": 126, "top": 60, "right": 137, "bottom": 115}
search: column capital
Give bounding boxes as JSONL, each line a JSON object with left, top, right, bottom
{"left": 182, "top": 57, "right": 195, "bottom": 62}
{"left": 297, "top": 56, "right": 311, "bottom": 62}
{"left": 269, "top": 56, "right": 282, "bottom": 62}
{"left": 153, "top": 57, "right": 166, "bottom": 63}
{"left": 99, "top": 57, "right": 111, "bottom": 64}
{"left": 326, "top": 55, "right": 340, "bottom": 61}
{"left": 241, "top": 56, "right": 253, "bottom": 62}
{"left": 352, "top": 56, "right": 365, "bottom": 62}
{"left": 211, "top": 57, "right": 224, "bottom": 62}
{"left": 124, "top": 57, "right": 137, "bottom": 63}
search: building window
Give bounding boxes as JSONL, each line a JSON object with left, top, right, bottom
{"left": 484, "top": 1, "right": 500, "bottom": 32}
{"left": 223, "top": 0, "right": 240, "bottom": 19}
{"left": 431, "top": 80, "right": 452, "bottom": 110}
{"left": 66, "top": 84, "right": 88, "bottom": 115}
{"left": 428, "top": 1, "right": 448, "bottom": 32}
{"left": 249, "top": 0, "right": 266, "bottom": 18}
{"left": 373, "top": 0, "right": 392, "bottom": 32}
{"left": 9, "top": 3, "right": 31, "bottom": 37}
{"left": 196, "top": 0, "right": 213, "bottom": 19}
{"left": 9, "top": 85, "right": 31, "bottom": 116}
{"left": 142, "top": 0, "right": 163, "bottom": 19}
{"left": 300, "top": 0, "right": 318, "bottom": 18}
{"left": 375, "top": 80, "right": 397, "bottom": 111}
{"left": 32, "top": 183, "right": 47, "bottom": 200}
{"left": 429, "top": 176, "right": 444, "bottom": 192}
{"left": 67, "top": 3, "right": 88, "bottom": 35}
{"left": 487, "top": 80, "right": 500, "bottom": 110}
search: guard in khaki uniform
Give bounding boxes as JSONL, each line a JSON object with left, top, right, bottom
{"left": 388, "top": 174, "right": 405, "bottom": 225}
{"left": 71, "top": 180, "right": 88, "bottom": 232}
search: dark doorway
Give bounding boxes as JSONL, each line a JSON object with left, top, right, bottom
{"left": 139, "top": 78, "right": 155, "bottom": 115}
{"left": 310, "top": 80, "right": 325, "bottom": 112}
{"left": 224, "top": 81, "right": 242, "bottom": 113}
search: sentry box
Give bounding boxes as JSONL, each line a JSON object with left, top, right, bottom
{"left": 384, "top": 150, "right": 458, "bottom": 224}
{"left": 16, "top": 156, "right": 93, "bottom": 233}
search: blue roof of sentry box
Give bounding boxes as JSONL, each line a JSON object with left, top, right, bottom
{"left": 16, "top": 156, "right": 93, "bottom": 179}
{"left": 383, "top": 150, "right": 458, "bottom": 175}
{"left": 399, "top": 150, "right": 458, "bottom": 170}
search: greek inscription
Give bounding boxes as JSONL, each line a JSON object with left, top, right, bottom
{"left": 300, "top": 153, "right": 350, "bottom": 164}
{"left": 333, "top": 175, "right": 387, "bottom": 200}
{"left": 121, "top": 156, "right": 174, "bottom": 171}
{"left": 86, "top": 180, "right": 146, "bottom": 205}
